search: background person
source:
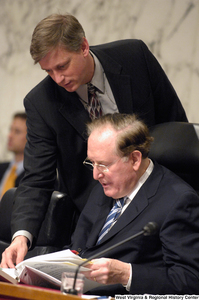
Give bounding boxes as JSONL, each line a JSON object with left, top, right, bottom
{"left": 1, "top": 13, "right": 188, "bottom": 268}
{"left": 0, "top": 112, "right": 27, "bottom": 200}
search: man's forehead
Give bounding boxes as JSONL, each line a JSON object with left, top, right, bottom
{"left": 39, "top": 47, "right": 71, "bottom": 68}
{"left": 92, "top": 125, "right": 116, "bottom": 138}
{"left": 88, "top": 126, "right": 117, "bottom": 151}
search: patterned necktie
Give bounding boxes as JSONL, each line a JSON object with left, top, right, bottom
{"left": 1, "top": 164, "right": 17, "bottom": 198}
{"left": 87, "top": 83, "right": 102, "bottom": 120}
{"left": 97, "top": 196, "right": 127, "bottom": 244}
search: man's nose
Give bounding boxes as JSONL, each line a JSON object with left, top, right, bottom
{"left": 53, "top": 71, "right": 64, "bottom": 85}
{"left": 8, "top": 131, "right": 13, "bottom": 139}
{"left": 93, "top": 166, "right": 104, "bottom": 180}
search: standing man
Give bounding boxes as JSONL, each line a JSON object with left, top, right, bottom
{"left": 0, "top": 112, "right": 27, "bottom": 200}
{"left": 1, "top": 13, "right": 188, "bottom": 267}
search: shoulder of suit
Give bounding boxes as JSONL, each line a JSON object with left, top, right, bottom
{"left": 24, "top": 75, "right": 59, "bottom": 99}
{"left": 90, "top": 39, "right": 145, "bottom": 51}
{"left": 0, "top": 162, "right": 10, "bottom": 170}
{"left": 0, "top": 162, "right": 10, "bottom": 178}
{"left": 24, "top": 75, "right": 69, "bottom": 107}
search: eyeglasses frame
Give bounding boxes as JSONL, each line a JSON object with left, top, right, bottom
{"left": 83, "top": 157, "right": 121, "bottom": 173}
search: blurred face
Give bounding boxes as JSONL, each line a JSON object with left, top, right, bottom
{"left": 39, "top": 38, "right": 94, "bottom": 92}
{"left": 87, "top": 126, "right": 138, "bottom": 199}
{"left": 7, "top": 117, "right": 27, "bottom": 155}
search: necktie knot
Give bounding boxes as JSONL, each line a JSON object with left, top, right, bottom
{"left": 113, "top": 198, "right": 125, "bottom": 221}
{"left": 87, "top": 83, "right": 96, "bottom": 95}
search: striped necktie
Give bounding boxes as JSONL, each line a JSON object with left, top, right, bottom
{"left": 1, "top": 164, "right": 17, "bottom": 198}
{"left": 97, "top": 196, "right": 127, "bottom": 244}
{"left": 87, "top": 83, "right": 102, "bottom": 120}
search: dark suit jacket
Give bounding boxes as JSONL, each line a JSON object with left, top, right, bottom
{"left": 12, "top": 40, "right": 188, "bottom": 246}
{"left": 70, "top": 162, "right": 199, "bottom": 295}
{"left": 0, "top": 162, "right": 25, "bottom": 188}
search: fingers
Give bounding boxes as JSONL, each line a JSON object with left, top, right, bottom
{"left": 15, "top": 247, "right": 28, "bottom": 266}
{"left": 83, "top": 258, "right": 131, "bottom": 285}
{"left": 0, "top": 236, "right": 28, "bottom": 268}
{"left": 1, "top": 251, "right": 16, "bottom": 268}
{"left": 83, "top": 258, "right": 110, "bottom": 284}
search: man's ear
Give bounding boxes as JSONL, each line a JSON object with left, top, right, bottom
{"left": 130, "top": 150, "right": 142, "bottom": 171}
{"left": 81, "top": 37, "right": 89, "bottom": 57}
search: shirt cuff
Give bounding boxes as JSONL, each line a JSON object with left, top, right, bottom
{"left": 12, "top": 230, "right": 33, "bottom": 249}
{"left": 123, "top": 263, "right": 132, "bottom": 291}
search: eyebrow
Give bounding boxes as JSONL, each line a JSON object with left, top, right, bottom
{"left": 87, "top": 158, "right": 109, "bottom": 165}
{"left": 41, "top": 58, "right": 70, "bottom": 71}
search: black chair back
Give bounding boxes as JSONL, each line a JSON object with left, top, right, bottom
{"left": 149, "top": 122, "right": 199, "bottom": 194}
{"left": 0, "top": 188, "right": 75, "bottom": 259}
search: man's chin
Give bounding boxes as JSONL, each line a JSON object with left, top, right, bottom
{"left": 62, "top": 82, "right": 78, "bottom": 92}
{"left": 103, "top": 187, "right": 114, "bottom": 198}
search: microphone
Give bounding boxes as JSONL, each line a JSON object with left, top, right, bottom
{"left": 68, "top": 221, "right": 158, "bottom": 295}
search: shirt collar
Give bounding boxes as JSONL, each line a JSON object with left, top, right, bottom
{"left": 89, "top": 51, "right": 105, "bottom": 93}
{"left": 127, "top": 159, "right": 154, "bottom": 200}
{"left": 76, "top": 51, "right": 105, "bottom": 102}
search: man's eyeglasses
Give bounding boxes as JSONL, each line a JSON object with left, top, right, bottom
{"left": 83, "top": 158, "right": 121, "bottom": 173}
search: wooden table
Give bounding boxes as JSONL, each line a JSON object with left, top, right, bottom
{"left": 0, "top": 281, "right": 83, "bottom": 300}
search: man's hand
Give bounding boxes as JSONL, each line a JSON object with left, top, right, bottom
{"left": 0, "top": 236, "right": 28, "bottom": 268}
{"left": 83, "top": 258, "right": 131, "bottom": 285}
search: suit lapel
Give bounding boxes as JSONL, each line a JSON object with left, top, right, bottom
{"left": 86, "top": 194, "right": 113, "bottom": 248}
{"left": 97, "top": 163, "right": 163, "bottom": 244}
{"left": 84, "top": 189, "right": 149, "bottom": 247}
{"left": 57, "top": 86, "right": 90, "bottom": 139}
{"left": 106, "top": 73, "right": 134, "bottom": 113}
{"left": 100, "top": 189, "right": 149, "bottom": 244}
{"left": 91, "top": 47, "right": 134, "bottom": 114}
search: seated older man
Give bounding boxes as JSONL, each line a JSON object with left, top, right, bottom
{"left": 70, "top": 113, "right": 199, "bottom": 296}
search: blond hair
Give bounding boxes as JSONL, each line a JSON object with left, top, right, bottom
{"left": 30, "top": 13, "right": 85, "bottom": 63}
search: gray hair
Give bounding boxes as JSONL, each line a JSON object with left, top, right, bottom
{"left": 86, "top": 113, "right": 154, "bottom": 158}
